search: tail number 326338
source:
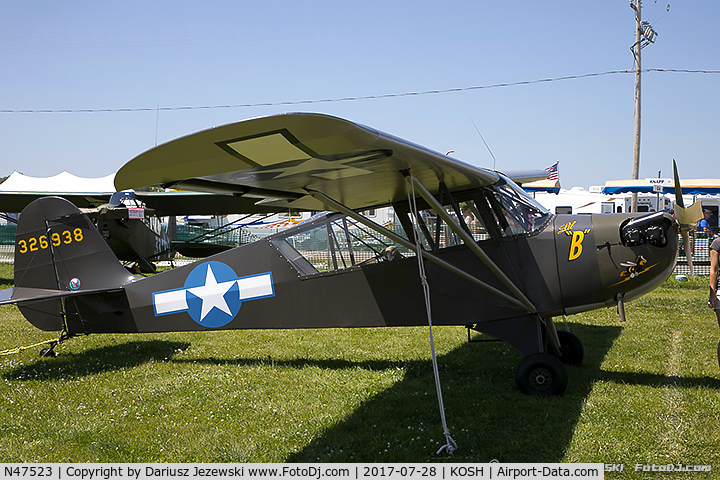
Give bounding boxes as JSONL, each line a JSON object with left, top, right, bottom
{"left": 17, "top": 228, "right": 84, "bottom": 254}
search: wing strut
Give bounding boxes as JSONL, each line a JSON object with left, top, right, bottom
{"left": 306, "top": 189, "right": 533, "bottom": 313}
{"left": 405, "top": 174, "right": 457, "bottom": 456}
{"left": 404, "top": 174, "right": 538, "bottom": 314}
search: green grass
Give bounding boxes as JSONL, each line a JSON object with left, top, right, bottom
{"left": 0, "top": 262, "right": 719, "bottom": 474}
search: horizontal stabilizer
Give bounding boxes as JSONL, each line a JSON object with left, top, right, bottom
{"left": 0, "top": 286, "right": 124, "bottom": 306}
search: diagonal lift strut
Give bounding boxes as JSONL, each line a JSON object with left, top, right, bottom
{"left": 306, "top": 186, "right": 536, "bottom": 314}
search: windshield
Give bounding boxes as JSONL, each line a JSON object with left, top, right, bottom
{"left": 483, "top": 177, "right": 552, "bottom": 237}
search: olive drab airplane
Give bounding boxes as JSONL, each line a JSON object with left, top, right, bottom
{"left": 0, "top": 113, "right": 698, "bottom": 395}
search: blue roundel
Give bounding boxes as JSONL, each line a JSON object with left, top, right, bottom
{"left": 183, "top": 261, "right": 241, "bottom": 328}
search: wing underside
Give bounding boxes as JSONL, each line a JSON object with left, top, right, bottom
{"left": 115, "top": 113, "right": 499, "bottom": 212}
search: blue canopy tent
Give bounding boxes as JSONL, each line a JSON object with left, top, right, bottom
{"left": 602, "top": 179, "right": 720, "bottom": 195}
{"left": 521, "top": 179, "right": 561, "bottom": 194}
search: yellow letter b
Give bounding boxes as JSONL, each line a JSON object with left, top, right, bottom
{"left": 568, "top": 230, "right": 584, "bottom": 261}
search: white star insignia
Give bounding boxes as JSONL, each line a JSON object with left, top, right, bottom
{"left": 187, "top": 265, "right": 235, "bottom": 321}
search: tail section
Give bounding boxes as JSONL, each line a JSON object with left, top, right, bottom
{"left": 13, "top": 197, "right": 137, "bottom": 331}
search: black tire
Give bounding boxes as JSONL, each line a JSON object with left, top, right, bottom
{"left": 553, "top": 330, "right": 584, "bottom": 365}
{"left": 39, "top": 347, "right": 56, "bottom": 358}
{"left": 515, "top": 353, "right": 568, "bottom": 395}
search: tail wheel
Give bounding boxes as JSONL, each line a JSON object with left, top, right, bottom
{"left": 554, "top": 330, "right": 584, "bottom": 365}
{"left": 39, "top": 347, "right": 56, "bottom": 358}
{"left": 515, "top": 353, "right": 567, "bottom": 395}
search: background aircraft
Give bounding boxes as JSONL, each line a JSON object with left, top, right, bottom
{"left": 0, "top": 173, "right": 288, "bottom": 272}
{"left": 0, "top": 113, "right": 694, "bottom": 395}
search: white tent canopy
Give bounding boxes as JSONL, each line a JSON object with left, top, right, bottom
{"left": 0, "top": 171, "right": 116, "bottom": 194}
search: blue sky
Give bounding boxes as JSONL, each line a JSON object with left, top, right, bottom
{"left": 1, "top": 0, "right": 717, "bottom": 189}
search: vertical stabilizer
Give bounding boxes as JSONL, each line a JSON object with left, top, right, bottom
{"left": 13, "top": 197, "right": 137, "bottom": 331}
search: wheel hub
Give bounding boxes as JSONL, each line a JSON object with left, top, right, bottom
{"left": 530, "top": 367, "right": 552, "bottom": 391}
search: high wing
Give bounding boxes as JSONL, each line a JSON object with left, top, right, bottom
{"left": 115, "top": 113, "right": 500, "bottom": 211}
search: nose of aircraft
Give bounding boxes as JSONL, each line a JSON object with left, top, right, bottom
{"left": 597, "top": 211, "right": 679, "bottom": 303}
{"left": 553, "top": 212, "right": 679, "bottom": 315}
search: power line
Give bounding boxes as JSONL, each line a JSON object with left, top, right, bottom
{"left": 1, "top": 68, "right": 718, "bottom": 114}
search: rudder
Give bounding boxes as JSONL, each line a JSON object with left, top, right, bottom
{"left": 14, "top": 196, "right": 137, "bottom": 331}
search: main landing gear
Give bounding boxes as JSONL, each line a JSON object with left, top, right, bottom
{"left": 514, "top": 330, "right": 584, "bottom": 396}
{"left": 468, "top": 318, "right": 585, "bottom": 396}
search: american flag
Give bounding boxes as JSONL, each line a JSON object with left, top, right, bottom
{"left": 545, "top": 161, "right": 559, "bottom": 181}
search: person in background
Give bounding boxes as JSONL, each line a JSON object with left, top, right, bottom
{"left": 461, "top": 206, "right": 476, "bottom": 226}
{"left": 708, "top": 235, "right": 720, "bottom": 369}
{"left": 698, "top": 209, "right": 713, "bottom": 237}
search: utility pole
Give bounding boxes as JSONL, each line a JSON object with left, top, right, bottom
{"left": 631, "top": 0, "right": 642, "bottom": 213}
{"left": 629, "top": 0, "right": 657, "bottom": 213}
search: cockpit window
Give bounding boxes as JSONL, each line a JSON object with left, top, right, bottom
{"left": 270, "top": 212, "right": 413, "bottom": 277}
{"left": 413, "top": 201, "right": 491, "bottom": 251}
{"left": 269, "top": 177, "right": 552, "bottom": 278}
{"left": 476, "top": 177, "right": 552, "bottom": 238}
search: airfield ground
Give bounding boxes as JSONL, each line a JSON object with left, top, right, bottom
{"left": 0, "top": 263, "right": 718, "bottom": 476}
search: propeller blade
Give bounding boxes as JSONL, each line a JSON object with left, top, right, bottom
{"left": 672, "top": 160, "right": 700, "bottom": 280}
{"left": 673, "top": 159, "right": 684, "bottom": 209}
{"left": 671, "top": 159, "right": 703, "bottom": 230}
{"left": 682, "top": 231, "right": 695, "bottom": 280}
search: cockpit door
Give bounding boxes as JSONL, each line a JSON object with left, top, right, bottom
{"left": 553, "top": 215, "right": 604, "bottom": 313}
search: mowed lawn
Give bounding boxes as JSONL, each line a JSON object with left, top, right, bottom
{"left": 0, "top": 262, "right": 719, "bottom": 472}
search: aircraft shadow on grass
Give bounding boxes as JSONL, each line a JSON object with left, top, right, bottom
{"left": 174, "top": 322, "right": 625, "bottom": 462}
{"left": 3, "top": 340, "right": 190, "bottom": 381}
{"left": 171, "top": 354, "right": 408, "bottom": 373}
{"left": 599, "top": 369, "right": 720, "bottom": 390}
{"left": 283, "top": 323, "right": 624, "bottom": 462}
{"left": 5, "top": 322, "right": 717, "bottom": 462}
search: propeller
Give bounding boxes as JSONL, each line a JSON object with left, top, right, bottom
{"left": 672, "top": 159, "right": 703, "bottom": 279}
